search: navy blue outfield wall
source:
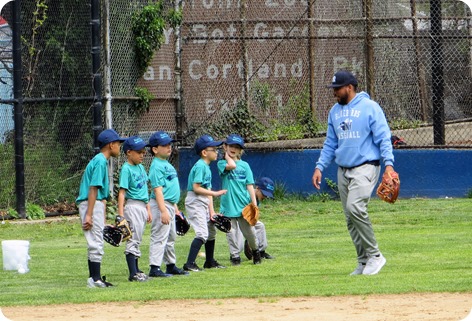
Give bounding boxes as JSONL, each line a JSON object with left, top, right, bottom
{"left": 178, "top": 149, "right": 472, "bottom": 199}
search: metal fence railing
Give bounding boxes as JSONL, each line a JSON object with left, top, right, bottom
{"left": 0, "top": 0, "right": 470, "bottom": 215}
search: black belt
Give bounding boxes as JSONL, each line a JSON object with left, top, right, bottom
{"left": 341, "top": 160, "right": 380, "bottom": 170}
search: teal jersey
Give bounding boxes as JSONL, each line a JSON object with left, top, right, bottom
{"left": 119, "top": 162, "right": 149, "bottom": 203}
{"left": 76, "top": 153, "right": 110, "bottom": 203}
{"left": 187, "top": 159, "right": 212, "bottom": 191}
{"left": 217, "top": 159, "right": 254, "bottom": 217}
{"left": 149, "top": 157, "right": 180, "bottom": 204}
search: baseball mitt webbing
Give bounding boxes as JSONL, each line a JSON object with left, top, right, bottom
{"left": 376, "top": 170, "right": 400, "bottom": 203}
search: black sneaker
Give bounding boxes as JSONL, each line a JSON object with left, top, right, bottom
{"left": 183, "top": 262, "right": 202, "bottom": 272}
{"left": 261, "top": 251, "right": 274, "bottom": 259}
{"left": 230, "top": 256, "right": 241, "bottom": 266}
{"left": 203, "top": 260, "right": 226, "bottom": 269}
{"left": 252, "top": 250, "right": 262, "bottom": 265}
{"left": 244, "top": 240, "right": 252, "bottom": 260}
{"left": 166, "top": 266, "right": 189, "bottom": 276}
{"left": 102, "top": 275, "right": 114, "bottom": 287}
{"left": 149, "top": 268, "right": 173, "bottom": 278}
{"left": 129, "top": 273, "right": 149, "bottom": 282}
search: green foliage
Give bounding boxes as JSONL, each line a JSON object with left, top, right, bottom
{"left": 206, "top": 100, "right": 266, "bottom": 141}
{"left": 131, "top": 1, "right": 166, "bottom": 75}
{"left": 165, "top": 7, "right": 183, "bottom": 28}
{"left": 389, "top": 118, "right": 422, "bottom": 130}
{"left": 1, "top": 198, "right": 471, "bottom": 306}
{"left": 132, "top": 86, "right": 155, "bottom": 115}
{"left": 466, "top": 188, "right": 472, "bottom": 198}
{"left": 325, "top": 178, "right": 339, "bottom": 199}
{"left": 26, "top": 203, "right": 46, "bottom": 220}
{"left": 7, "top": 208, "right": 19, "bottom": 219}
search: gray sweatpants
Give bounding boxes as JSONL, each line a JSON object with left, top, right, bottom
{"left": 124, "top": 199, "right": 148, "bottom": 258}
{"left": 235, "top": 221, "right": 267, "bottom": 254}
{"left": 337, "top": 163, "right": 381, "bottom": 263}
{"left": 79, "top": 201, "right": 105, "bottom": 263}
{"left": 226, "top": 217, "right": 258, "bottom": 259}
{"left": 185, "top": 191, "right": 217, "bottom": 242}
{"left": 149, "top": 199, "right": 177, "bottom": 266}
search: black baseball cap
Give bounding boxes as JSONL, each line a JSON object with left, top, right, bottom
{"left": 327, "top": 70, "right": 358, "bottom": 88}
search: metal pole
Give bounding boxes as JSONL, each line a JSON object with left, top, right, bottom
{"left": 91, "top": 0, "right": 103, "bottom": 154}
{"left": 174, "top": 0, "right": 184, "bottom": 144}
{"left": 308, "top": 0, "right": 316, "bottom": 121}
{"left": 103, "top": 0, "right": 113, "bottom": 130}
{"left": 364, "top": 0, "right": 375, "bottom": 98}
{"left": 240, "top": 0, "right": 249, "bottom": 104}
{"left": 12, "top": 0, "right": 25, "bottom": 218}
{"left": 430, "top": 0, "right": 445, "bottom": 145}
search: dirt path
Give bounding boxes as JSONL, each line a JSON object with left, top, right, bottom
{"left": 2, "top": 293, "right": 472, "bottom": 321}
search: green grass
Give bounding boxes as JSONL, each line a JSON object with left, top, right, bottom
{"left": 0, "top": 198, "right": 471, "bottom": 306}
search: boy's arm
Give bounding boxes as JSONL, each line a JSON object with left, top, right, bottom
{"left": 117, "top": 188, "right": 126, "bottom": 217}
{"left": 192, "top": 183, "right": 227, "bottom": 197}
{"left": 146, "top": 202, "right": 152, "bottom": 223}
{"left": 83, "top": 186, "right": 98, "bottom": 231}
{"left": 247, "top": 184, "right": 257, "bottom": 207}
{"left": 154, "top": 186, "right": 170, "bottom": 225}
{"left": 224, "top": 147, "right": 236, "bottom": 171}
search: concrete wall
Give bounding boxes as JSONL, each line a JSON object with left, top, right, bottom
{"left": 178, "top": 149, "right": 472, "bottom": 199}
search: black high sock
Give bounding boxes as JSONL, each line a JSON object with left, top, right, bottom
{"left": 205, "top": 239, "right": 215, "bottom": 263}
{"left": 187, "top": 238, "right": 204, "bottom": 264}
{"left": 135, "top": 258, "right": 142, "bottom": 273}
{"left": 88, "top": 260, "right": 101, "bottom": 281}
{"left": 126, "top": 253, "right": 138, "bottom": 277}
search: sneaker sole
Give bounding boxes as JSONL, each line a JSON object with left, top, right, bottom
{"left": 363, "top": 257, "right": 386, "bottom": 275}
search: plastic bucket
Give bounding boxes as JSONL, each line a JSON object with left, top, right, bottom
{"left": 2, "top": 240, "right": 30, "bottom": 273}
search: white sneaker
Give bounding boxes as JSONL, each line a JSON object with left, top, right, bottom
{"left": 350, "top": 263, "right": 366, "bottom": 275}
{"left": 362, "top": 254, "right": 386, "bottom": 275}
{"left": 87, "top": 277, "right": 106, "bottom": 288}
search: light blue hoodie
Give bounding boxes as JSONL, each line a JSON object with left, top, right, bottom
{"left": 316, "top": 91, "right": 394, "bottom": 171}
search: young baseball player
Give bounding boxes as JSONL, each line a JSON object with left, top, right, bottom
{"left": 217, "top": 134, "right": 262, "bottom": 266}
{"left": 148, "top": 131, "right": 189, "bottom": 277}
{"left": 118, "top": 136, "right": 152, "bottom": 282}
{"left": 183, "top": 134, "right": 227, "bottom": 272}
{"left": 77, "top": 128, "right": 126, "bottom": 288}
{"left": 241, "top": 177, "right": 275, "bottom": 261}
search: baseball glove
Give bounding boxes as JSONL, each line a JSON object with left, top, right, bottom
{"left": 376, "top": 170, "right": 400, "bottom": 203}
{"left": 175, "top": 211, "right": 190, "bottom": 236}
{"left": 211, "top": 214, "right": 231, "bottom": 233}
{"left": 115, "top": 215, "right": 132, "bottom": 242}
{"left": 242, "top": 203, "right": 259, "bottom": 226}
{"left": 103, "top": 225, "right": 123, "bottom": 247}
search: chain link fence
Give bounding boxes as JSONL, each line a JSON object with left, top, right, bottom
{"left": 0, "top": 0, "right": 470, "bottom": 215}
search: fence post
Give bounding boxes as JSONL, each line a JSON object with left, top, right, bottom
{"left": 12, "top": 0, "right": 25, "bottom": 218}
{"left": 363, "top": 0, "right": 375, "bottom": 99}
{"left": 240, "top": 0, "right": 249, "bottom": 105}
{"left": 91, "top": 0, "right": 103, "bottom": 154}
{"left": 175, "top": 0, "right": 184, "bottom": 143}
{"left": 430, "top": 0, "right": 445, "bottom": 145}
{"left": 308, "top": 0, "right": 316, "bottom": 120}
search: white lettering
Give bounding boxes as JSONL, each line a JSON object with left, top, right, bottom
{"left": 159, "top": 66, "right": 172, "bottom": 80}
{"left": 333, "top": 56, "right": 363, "bottom": 75}
{"left": 258, "top": 64, "right": 270, "bottom": 78}
{"left": 291, "top": 59, "right": 303, "bottom": 77}
{"left": 203, "top": 0, "right": 214, "bottom": 9}
{"left": 143, "top": 67, "right": 154, "bottom": 80}
{"left": 207, "top": 64, "right": 219, "bottom": 79}
{"left": 274, "top": 63, "right": 286, "bottom": 78}
{"left": 189, "top": 59, "right": 304, "bottom": 80}
{"left": 254, "top": 23, "right": 268, "bottom": 43}
{"left": 265, "top": 0, "right": 307, "bottom": 7}
{"left": 211, "top": 28, "right": 224, "bottom": 44}
{"left": 189, "top": 60, "right": 203, "bottom": 80}
{"left": 227, "top": 23, "right": 237, "bottom": 43}
{"left": 192, "top": 24, "right": 207, "bottom": 44}
{"left": 163, "top": 28, "right": 174, "bottom": 45}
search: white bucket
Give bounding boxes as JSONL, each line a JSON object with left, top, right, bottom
{"left": 2, "top": 240, "right": 30, "bottom": 273}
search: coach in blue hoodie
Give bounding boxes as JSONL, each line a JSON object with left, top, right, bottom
{"left": 312, "top": 70, "right": 394, "bottom": 276}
